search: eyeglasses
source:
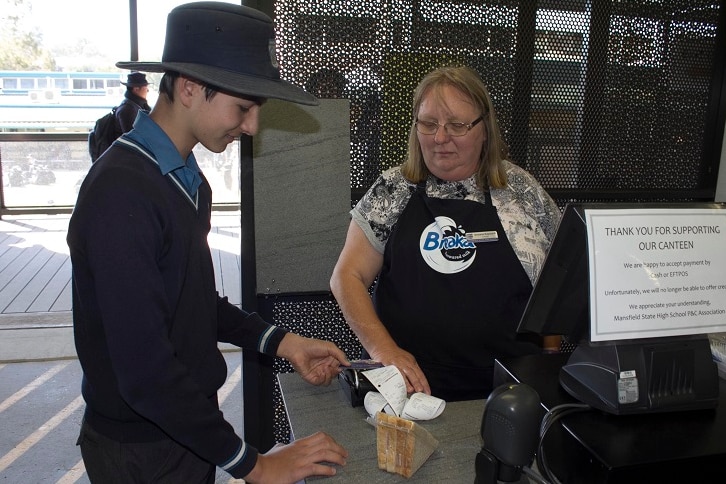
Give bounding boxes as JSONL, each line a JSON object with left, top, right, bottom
{"left": 414, "top": 116, "right": 483, "bottom": 137}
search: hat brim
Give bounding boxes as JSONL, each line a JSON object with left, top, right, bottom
{"left": 117, "top": 61, "right": 319, "bottom": 106}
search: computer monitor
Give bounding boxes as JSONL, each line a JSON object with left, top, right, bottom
{"left": 518, "top": 202, "right": 726, "bottom": 414}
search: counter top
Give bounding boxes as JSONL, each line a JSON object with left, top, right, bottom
{"left": 277, "top": 372, "right": 485, "bottom": 482}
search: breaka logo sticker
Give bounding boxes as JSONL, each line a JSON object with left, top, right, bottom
{"left": 419, "top": 216, "right": 476, "bottom": 273}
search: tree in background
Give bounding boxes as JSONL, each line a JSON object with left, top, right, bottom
{"left": 0, "top": 0, "right": 56, "bottom": 70}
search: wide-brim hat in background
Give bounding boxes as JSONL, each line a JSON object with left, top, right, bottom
{"left": 116, "top": 2, "right": 317, "bottom": 106}
{"left": 121, "top": 72, "right": 149, "bottom": 87}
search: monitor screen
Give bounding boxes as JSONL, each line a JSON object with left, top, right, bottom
{"left": 516, "top": 202, "right": 591, "bottom": 343}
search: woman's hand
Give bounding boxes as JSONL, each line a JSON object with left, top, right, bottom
{"left": 369, "top": 344, "right": 431, "bottom": 395}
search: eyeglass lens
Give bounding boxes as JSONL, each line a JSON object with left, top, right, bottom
{"left": 415, "top": 116, "right": 482, "bottom": 136}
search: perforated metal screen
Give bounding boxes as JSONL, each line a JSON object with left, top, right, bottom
{"left": 274, "top": 0, "right": 723, "bottom": 204}
{"left": 257, "top": 293, "right": 363, "bottom": 444}
{"left": 251, "top": 0, "right": 725, "bottom": 448}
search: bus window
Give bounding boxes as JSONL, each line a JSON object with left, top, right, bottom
{"left": 21, "top": 78, "right": 35, "bottom": 90}
{"left": 2, "top": 78, "right": 18, "bottom": 90}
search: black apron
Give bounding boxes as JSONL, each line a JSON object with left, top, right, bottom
{"left": 373, "top": 183, "right": 540, "bottom": 401}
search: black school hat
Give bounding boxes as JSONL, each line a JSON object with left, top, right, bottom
{"left": 116, "top": 1, "right": 318, "bottom": 105}
{"left": 121, "top": 72, "right": 149, "bottom": 87}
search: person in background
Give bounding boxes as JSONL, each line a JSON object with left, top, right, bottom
{"left": 68, "top": 3, "right": 349, "bottom": 483}
{"left": 305, "top": 68, "right": 348, "bottom": 98}
{"left": 115, "top": 71, "right": 152, "bottom": 132}
{"left": 330, "top": 65, "right": 562, "bottom": 402}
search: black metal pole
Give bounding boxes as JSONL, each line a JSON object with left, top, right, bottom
{"left": 239, "top": 0, "right": 278, "bottom": 454}
{"left": 239, "top": 131, "right": 275, "bottom": 452}
{"left": 129, "top": 0, "right": 139, "bottom": 61}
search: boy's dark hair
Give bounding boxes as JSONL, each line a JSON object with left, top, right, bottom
{"left": 158, "top": 72, "right": 215, "bottom": 101}
{"left": 159, "top": 71, "right": 263, "bottom": 104}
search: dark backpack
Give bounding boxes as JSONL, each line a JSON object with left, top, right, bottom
{"left": 88, "top": 107, "right": 122, "bottom": 162}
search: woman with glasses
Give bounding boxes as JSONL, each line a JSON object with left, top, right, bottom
{"left": 330, "top": 66, "right": 561, "bottom": 401}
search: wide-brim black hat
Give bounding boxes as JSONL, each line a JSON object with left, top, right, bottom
{"left": 116, "top": 2, "right": 318, "bottom": 106}
{"left": 121, "top": 72, "right": 149, "bottom": 87}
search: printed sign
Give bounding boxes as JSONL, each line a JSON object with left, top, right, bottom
{"left": 586, "top": 208, "right": 726, "bottom": 342}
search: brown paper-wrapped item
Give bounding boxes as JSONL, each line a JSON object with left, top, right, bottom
{"left": 375, "top": 412, "right": 439, "bottom": 478}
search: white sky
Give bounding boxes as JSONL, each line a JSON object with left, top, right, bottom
{"left": 25, "top": 0, "right": 239, "bottom": 66}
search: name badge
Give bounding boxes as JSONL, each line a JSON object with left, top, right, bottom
{"left": 465, "top": 230, "right": 499, "bottom": 243}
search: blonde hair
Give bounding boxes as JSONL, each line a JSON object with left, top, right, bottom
{"left": 401, "top": 66, "right": 509, "bottom": 190}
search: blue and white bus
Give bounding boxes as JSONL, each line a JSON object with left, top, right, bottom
{"left": 0, "top": 71, "right": 132, "bottom": 132}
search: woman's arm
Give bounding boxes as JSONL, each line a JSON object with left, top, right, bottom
{"left": 330, "top": 220, "right": 430, "bottom": 394}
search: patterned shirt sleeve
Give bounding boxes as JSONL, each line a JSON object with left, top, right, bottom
{"left": 352, "top": 167, "right": 415, "bottom": 253}
{"left": 492, "top": 161, "right": 562, "bottom": 283}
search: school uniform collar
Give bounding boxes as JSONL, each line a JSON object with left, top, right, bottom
{"left": 126, "top": 111, "right": 202, "bottom": 197}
